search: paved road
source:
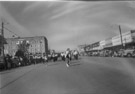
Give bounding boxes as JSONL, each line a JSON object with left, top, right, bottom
{"left": 0, "top": 56, "right": 135, "bottom": 94}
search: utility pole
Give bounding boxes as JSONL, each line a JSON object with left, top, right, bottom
{"left": 118, "top": 25, "right": 124, "bottom": 49}
{"left": 1, "top": 21, "right": 5, "bottom": 63}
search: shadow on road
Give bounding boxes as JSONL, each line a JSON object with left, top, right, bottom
{"left": 0, "top": 66, "right": 32, "bottom": 75}
{"left": 70, "top": 63, "right": 81, "bottom": 67}
{"left": 69, "top": 60, "right": 82, "bottom": 67}
{"left": 47, "top": 62, "right": 62, "bottom": 66}
{"left": 0, "top": 69, "right": 17, "bottom": 74}
{"left": 44, "top": 60, "right": 82, "bottom": 67}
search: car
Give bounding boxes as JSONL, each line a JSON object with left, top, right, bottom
{"left": 118, "top": 49, "right": 135, "bottom": 57}
{"left": 123, "top": 49, "right": 135, "bottom": 57}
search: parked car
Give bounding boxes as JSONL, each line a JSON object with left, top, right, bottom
{"left": 123, "top": 49, "right": 135, "bottom": 57}
{"left": 118, "top": 49, "right": 135, "bottom": 57}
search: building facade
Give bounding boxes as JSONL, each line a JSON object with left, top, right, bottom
{"left": 81, "top": 30, "right": 135, "bottom": 57}
{"left": 4, "top": 36, "right": 48, "bottom": 57}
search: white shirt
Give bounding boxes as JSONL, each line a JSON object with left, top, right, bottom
{"left": 65, "top": 50, "right": 71, "bottom": 57}
{"left": 73, "top": 51, "right": 78, "bottom": 55}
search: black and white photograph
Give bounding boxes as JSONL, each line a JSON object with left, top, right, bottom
{"left": 0, "top": 0, "right": 135, "bottom": 94}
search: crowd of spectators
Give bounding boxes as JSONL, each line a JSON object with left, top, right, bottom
{"left": 0, "top": 49, "right": 80, "bottom": 71}
{"left": 0, "top": 54, "right": 47, "bottom": 71}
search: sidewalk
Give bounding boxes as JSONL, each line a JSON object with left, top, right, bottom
{"left": 0, "top": 64, "right": 40, "bottom": 89}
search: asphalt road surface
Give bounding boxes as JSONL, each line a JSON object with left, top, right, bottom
{"left": 0, "top": 56, "right": 135, "bottom": 94}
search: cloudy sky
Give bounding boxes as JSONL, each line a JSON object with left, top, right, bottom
{"left": 0, "top": 1, "right": 135, "bottom": 51}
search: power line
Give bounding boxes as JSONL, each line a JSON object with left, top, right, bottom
{"left": 1, "top": 18, "right": 21, "bottom": 38}
{"left": 4, "top": 27, "right": 21, "bottom": 38}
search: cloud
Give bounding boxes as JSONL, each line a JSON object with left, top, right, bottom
{"left": 119, "top": 23, "right": 135, "bottom": 30}
{"left": 1, "top": 1, "right": 135, "bottom": 51}
{"left": 50, "top": 33, "right": 73, "bottom": 42}
{"left": 50, "top": 1, "right": 85, "bottom": 19}
{"left": 127, "top": 1, "right": 135, "bottom": 9}
{"left": 0, "top": 3, "right": 32, "bottom": 37}
{"left": 22, "top": 2, "right": 43, "bottom": 13}
{"left": 0, "top": 3, "right": 3, "bottom": 18}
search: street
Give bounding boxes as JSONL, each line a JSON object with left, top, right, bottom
{"left": 0, "top": 56, "right": 135, "bottom": 94}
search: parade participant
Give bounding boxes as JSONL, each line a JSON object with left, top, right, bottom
{"left": 44, "top": 55, "right": 48, "bottom": 62}
{"left": 61, "top": 52, "right": 65, "bottom": 61}
{"left": 51, "top": 50, "right": 56, "bottom": 62}
{"left": 65, "top": 48, "right": 71, "bottom": 67}
{"left": 73, "top": 50, "right": 79, "bottom": 60}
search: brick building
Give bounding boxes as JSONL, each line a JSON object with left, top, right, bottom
{"left": 4, "top": 36, "right": 48, "bottom": 57}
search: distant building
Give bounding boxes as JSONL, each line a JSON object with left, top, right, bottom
{"left": 83, "top": 30, "right": 135, "bottom": 53}
{"left": 78, "top": 44, "right": 88, "bottom": 56}
{"left": 4, "top": 36, "right": 48, "bottom": 57}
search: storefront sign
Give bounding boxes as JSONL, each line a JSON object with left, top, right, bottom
{"left": 99, "top": 40, "right": 105, "bottom": 49}
{"left": 112, "top": 31, "right": 133, "bottom": 46}
{"left": 104, "top": 38, "right": 112, "bottom": 48}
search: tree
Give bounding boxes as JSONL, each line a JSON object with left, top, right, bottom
{"left": 15, "top": 50, "right": 24, "bottom": 58}
{"left": 15, "top": 40, "right": 30, "bottom": 58}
